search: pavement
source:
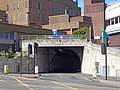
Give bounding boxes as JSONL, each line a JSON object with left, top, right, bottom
{"left": 82, "top": 74, "right": 120, "bottom": 86}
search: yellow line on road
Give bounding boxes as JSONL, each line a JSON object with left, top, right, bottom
{"left": 51, "top": 81, "right": 78, "bottom": 90}
{"left": 13, "top": 77, "right": 34, "bottom": 90}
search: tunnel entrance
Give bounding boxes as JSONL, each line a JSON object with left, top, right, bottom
{"left": 52, "top": 48, "right": 81, "bottom": 73}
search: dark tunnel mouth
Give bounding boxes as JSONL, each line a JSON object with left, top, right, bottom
{"left": 51, "top": 48, "right": 81, "bottom": 73}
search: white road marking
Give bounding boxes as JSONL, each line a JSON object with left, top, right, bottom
{"left": 58, "top": 74, "right": 64, "bottom": 77}
{"left": 0, "top": 80, "right": 6, "bottom": 82}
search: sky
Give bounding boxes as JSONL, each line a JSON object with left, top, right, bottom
{"left": 73, "top": 0, "right": 119, "bottom": 14}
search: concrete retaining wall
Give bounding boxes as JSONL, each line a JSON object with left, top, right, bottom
{"left": 0, "top": 58, "right": 34, "bottom": 74}
{"left": 82, "top": 42, "right": 120, "bottom": 77}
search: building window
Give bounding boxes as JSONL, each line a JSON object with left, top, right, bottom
{"left": 111, "top": 18, "right": 114, "bottom": 25}
{"left": 38, "top": 3, "right": 40, "bottom": 9}
{"left": 119, "top": 16, "right": 120, "bottom": 23}
{"left": 25, "top": 1, "right": 27, "bottom": 8}
{"left": 49, "top": 6, "right": 52, "bottom": 12}
{"left": 42, "top": 3, "right": 44, "bottom": 10}
{"left": 17, "top": 3, "right": 19, "bottom": 9}
{"left": 38, "top": 13, "right": 40, "bottom": 20}
{"left": 54, "top": 6, "right": 56, "bottom": 13}
{"left": 6, "top": 4, "right": 9, "bottom": 11}
{"left": 92, "top": 0, "right": 104, "bottom": 3}
{"left": 108, "top": 19, "right": 110, "bottom": 26}
{"left": 54, "top": 0, "right": 56, "bottom": 2}
{"left": 13, "top": 3, "right": 15, "bottom": 10}
{"left": 30, "top": 0, "right": 32, "bottom": 8}
{"left": 18, "top": 14, "right": 19, "bottom": 20}
{"left": 59, "top": 7, "right": 62, "bottom": 13}
{"left": 115, "top": 17, "right": 118, "bottom": 24}
{"left": 72, "top": 10, "right": 75, "bottom": 16}
{"left": 60, "top": 0, "right": 62, "bottom": 3}
{"left": 5, "top": 16, "right": 8, "bottom": 23}
{"left": 14, "top": 15, "right": 16, "bottom": 21}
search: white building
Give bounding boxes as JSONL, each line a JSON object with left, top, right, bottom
{"left": 105, "top": 1, "right": 120, "bottom": 47}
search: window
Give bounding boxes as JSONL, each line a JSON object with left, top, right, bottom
{"left": 92, "top": 0, "right": 104, "bottom": 3}
{"left": 54, "top": 6, "right": 56, "bottom": 13}
{"left": 38, "top": 13, "right": 40, "bottom": 20}
{"left": 119, "top": 16, "right": 120, "bottom": 23}
{"left": 60, "top": 0, "right": 62, "bottom": 3}
{"left": 30, "top": 0, "right": 32, "bottom": 8}
{"left": 18, "top": 14, "right": 19, "bottom": 20}
{"left": 49, "top": 6, "right": 52, "bottom": 12}
{"left": 54, "top": 0, "right": 56, "bottom": 2}
{"left": 6, "top": 4, "right": 9, "bottom": 11}
{"left": 72, "top": 10, "right": 75, "bottom": 16}
{"left": 42, "top": 3, "right": 44, "bottom": 10}
{"left": 5, "top": 16, "right": 8, "bottom": 23}
{"left": 111, "top": 18, "right": 114, "bottom": 25}
{"left": 59, "top": 7, "right": 62, "bottom": 13}
{"left": 25, "top": 1, "right": 27, "bottom": 8}
{"left": 38, "top": 3, "right": 40, "bottom": 9}
{"left": 108, "top": 19, "right": 110, "bottom": 26}
{"left": 17, "top": 3, "right": 19, "bottom": 9}
{"left": 14, "top": 15, "right": 16, "bottom": 21}
{"left": 13, "top": 3, "right": 15, "bottom": 10}
{"left": 115, "top": 17, "right": 118, "bottom": 24}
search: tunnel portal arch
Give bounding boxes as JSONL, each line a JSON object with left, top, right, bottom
{"left": 51, "top": 48, "right": 81, "bottom": 73}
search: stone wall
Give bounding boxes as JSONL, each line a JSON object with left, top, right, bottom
{"left": 0, "top": 58, "right": 34, "bottom": 74}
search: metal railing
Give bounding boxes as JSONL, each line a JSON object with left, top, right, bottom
{"left": 21, "top": 35, "right": 86, "bottom": 40}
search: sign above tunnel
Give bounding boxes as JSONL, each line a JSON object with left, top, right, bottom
{"left": 52, "top": 29, "right": 57, "bottom": 36}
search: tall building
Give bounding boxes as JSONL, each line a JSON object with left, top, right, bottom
{"left": 84, "top": 0, "right": 105, "bottom": 41}
{"left": 0, "top": 0, "right": 81, "bottom": 28}
{"left": 106, "top": 1, "right": 120, "bottom": 47}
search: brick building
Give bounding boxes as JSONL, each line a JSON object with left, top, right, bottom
{"left": 0, "top": 0, "right": 81, "bottom": 28}
{"left": 0, "top": 10, "right": 7, "bottom": 23}
{"left": 84, "top": 0, "right": 106, "bottom": 41}
{"left": 42, "top": 14, "right": 91, "bottom": 35}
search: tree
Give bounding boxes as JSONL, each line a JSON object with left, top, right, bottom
{"left": 73, "top": 27, "right": 88, "bottom": 39}
{"left": 73, "top": 27, "right": 88, "bottom": 35}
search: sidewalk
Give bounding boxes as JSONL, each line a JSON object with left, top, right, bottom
{"left": 83, "top": 73, "right": 120, "bottom": 86}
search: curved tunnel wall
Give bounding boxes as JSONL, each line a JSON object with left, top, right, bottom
{"left": 52, "top": 48, "right": 81, "bottom": 72}
{"left": 37, "top": 47, "right": 84, "bottom": 73}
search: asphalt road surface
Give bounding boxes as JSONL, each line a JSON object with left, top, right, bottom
{"left": 0, "top": 73, "right": 120, "bottom": 90}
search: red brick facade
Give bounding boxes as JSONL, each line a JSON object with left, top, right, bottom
{"left": 0, "top": 0, "right": 80, "bottom": 28}
{"left": 84, "top": 0, "right": 105, "bottom": 39}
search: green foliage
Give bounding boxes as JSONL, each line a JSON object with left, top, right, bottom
{"left": 0, "top": 49, "right": 15, "bottom": 59}
{"left": 73, "top": 27, "right": 88, "bottom": 35}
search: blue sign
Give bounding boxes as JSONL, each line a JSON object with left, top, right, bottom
{"left": 52, "top": 29, "right": 57, "bottom": 36}
{"left": 103, "top": 31, "right": 108, "bottom": 38}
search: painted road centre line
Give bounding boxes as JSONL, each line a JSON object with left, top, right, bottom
{"left": 51, "top": 81, "right": 78, "bottom": 90}
{"left": 13, "top": 77, "right": 34, "bottom": 90}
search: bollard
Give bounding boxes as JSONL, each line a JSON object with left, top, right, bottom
{"left": 4, "top": 65, "right": 8, "bottom": 74}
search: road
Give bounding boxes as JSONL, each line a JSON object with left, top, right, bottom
{"left": 0, "top": 73, "right": 120, "bottom": 90}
